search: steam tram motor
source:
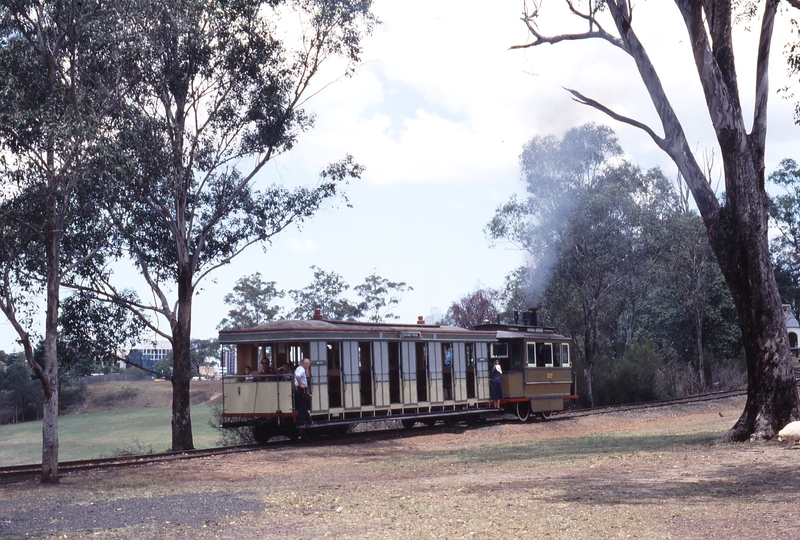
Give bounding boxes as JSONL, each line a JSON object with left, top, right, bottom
{"left": 219, "top": 310, "right": 576, "bottom": 442}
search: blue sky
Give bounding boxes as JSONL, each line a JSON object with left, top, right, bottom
{"left": 1, "top": 1, "right": 799, "bottom": 351}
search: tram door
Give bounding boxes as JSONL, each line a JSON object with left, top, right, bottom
{"left": 427, "top": 343, "right": 443, "bottom": 402}
{"left": 341, "top": 342, "right": 359, "bottom": 409}
{"left": 327, "top": 343, "right": 343, "bottom": 408}
{"left": 452, "top": 342, "right": 468, "bottom": 401}
{"left": 415, "top": 342, "right": 428, "bottom": 403}
{"left": 359, "top": 342, "right": 373, "bottom": 406}
{"left": 442, "top": 343, "right": 453, "bottom": 401}
{"left": 373, "top": 342, "right": 390, "bottom": 407}
{"left": 388, "top": 342, "right": 401, "bottom": 404}
{"left": 465, "top": 343, "right": 476, "bottom": 399}
{"left": 400, "top": 341, "right": 417, "bottom": 404}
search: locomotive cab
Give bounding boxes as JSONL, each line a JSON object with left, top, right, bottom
{"left": 476, "top": 314, "right": 577, "bottom": 421}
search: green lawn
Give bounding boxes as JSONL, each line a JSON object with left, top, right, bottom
{"left": 0, "top": 405, "right": 221, "bottom": 466}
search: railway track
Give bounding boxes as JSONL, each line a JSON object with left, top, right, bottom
{"left": 0, "top": 388, "right": 749, "bottom": 483}
{"left": 0, "top": 444, "right": 262, "bottom": 484}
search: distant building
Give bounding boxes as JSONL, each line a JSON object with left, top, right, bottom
{"left": 222, "top": 347, "right": 237, "bottom": 376}
{"left": 126, "top": 340, "right": 171, "bottom": 370}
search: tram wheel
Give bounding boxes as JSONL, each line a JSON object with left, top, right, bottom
{"left": 401, "top": 419, "right": 416, "bottom": 429}
{"left": 252, "top": 423, "right": 272, "bottom": 445}
{"left": 423, "top": 419, "right": 437, "bottom": 427}
{"left": 538, "top": 410, "right": 552, "bottom": 421}
{"left": 515, "top": 401, "right": 530, "bottom": 422}
{"left": 331, "top": 424, "right": 350, "bottom": 439}
{"left": 301, "top": 427, "right": 320, "bottom": 442}
{"left": 444, "top": 416, "right": 459, "bottom": 428}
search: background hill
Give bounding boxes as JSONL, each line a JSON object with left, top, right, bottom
{"left": 0, "top": 379, "right": 224, "bottom": 466}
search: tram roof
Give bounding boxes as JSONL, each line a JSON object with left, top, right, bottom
{"left": 218, "top": 318, "right": 498, "bottom": 344}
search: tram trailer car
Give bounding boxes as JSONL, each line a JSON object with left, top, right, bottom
{"left": 218, "top": 312, "right": 576, "bottom": 442}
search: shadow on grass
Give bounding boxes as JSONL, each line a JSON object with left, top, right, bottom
{"left": 413, "top": 430, "right": 723, "bottom": 466}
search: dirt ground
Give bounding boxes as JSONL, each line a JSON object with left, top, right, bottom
{"left": 2, "top": 395, "right": 800, "bottom": 539}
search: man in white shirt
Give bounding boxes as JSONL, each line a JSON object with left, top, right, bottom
{"left": 294, "top": 358, "right": 313, "bottom": 426}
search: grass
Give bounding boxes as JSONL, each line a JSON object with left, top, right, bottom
{"left": 0, "top": 404, "right": 220, "bottom": 466}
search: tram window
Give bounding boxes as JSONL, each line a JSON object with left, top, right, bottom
{"left": 553, "top": 344, "right": 561, "bottom": 367}
{"left": 491, "top": 343, "right": 508, "bottom": 358}
{"left": 561, "top": 344, "right": 570, "bottom": 367}
{"left": 465, "top": 343, "right": 475, "bottom": 367}
{"left": 327, "top": 343, "right": 341, "bottom": 370}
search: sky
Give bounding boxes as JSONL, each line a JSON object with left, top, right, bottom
{"left": 2, "top": 1, "right": 800, "bottom": 351}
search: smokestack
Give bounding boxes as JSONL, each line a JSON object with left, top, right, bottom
{"left": 417, "top": 316, "right": 425, "bottom": 324}
{"left": 313, "top": 309, "right": 323, "bottom": 320}
{"left": 528, "top": 307, "right": 538, "bottom": 327}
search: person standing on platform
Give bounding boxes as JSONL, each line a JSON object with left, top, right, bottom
{"left": 294, "top": 358, "right": 313, "bottom": 426}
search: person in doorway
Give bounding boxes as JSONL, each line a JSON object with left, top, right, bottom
{"left": 294, "top": 358, "right": 313, "bottom": 426}
{"left": 489, "top": 358, "right": 503, "bottom": 409}
{"left": 258, "top": 359, "right": 272, "bottom": 381}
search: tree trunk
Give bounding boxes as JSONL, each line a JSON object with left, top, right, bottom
{"left": 582, "top": 303, "right": 598, "bottom": 408}
{"left": 694, "top": 308, "right": 706, "bottom": 391}
{"left": 40, "top": 209, "right": 61, "bottom": 483}
{"left": 714, "top": 206, "right": 799, "bottom": 441}
{"left": 170, "top": 266, "right": 194, "bottom": 451}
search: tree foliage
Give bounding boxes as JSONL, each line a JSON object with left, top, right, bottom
{"left": 218, "top": 273, "right": 284, "bottom": 330}
{"left": 444, "top": 288, "right": 506, "bottom": 329}
{"left": 354, "top": 273, "right": 412, "bottom": 322}
{"left": 288, "top": 266, "right": 363, "bottom": 320}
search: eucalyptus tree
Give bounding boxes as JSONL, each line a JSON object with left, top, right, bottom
{"left": 288, "top": 266, "right": 363, "bottom": 320}
{"left": 74, "top": 0, "right": 375, "bottom": 451}
{"left": 513, "top": 0, "right": 800, "bottom": 441}
{"left": 0, "top": 0, "right": 132, "bottom": 481}
{"left": 354, "top": 273, "right": 413, "bottom": 322}
{"left": 218, "top": 273, "right": 285, "bottom": 330}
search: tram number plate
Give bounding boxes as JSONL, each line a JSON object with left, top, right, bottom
{"left": 547, "top": 372, "right": 553, "bottom": 379}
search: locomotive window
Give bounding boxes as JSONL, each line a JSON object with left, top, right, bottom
{"left": 526, "top": 343, "right": 536, "bottom": 367}
{"left": 490, "top": 343, "right": 508, "bottom": 358}
{"left": 511, "top": 343, "right": 522, "bottom": 366}
{"left": 535, "top": 343, "right": 553, "bottom": 368}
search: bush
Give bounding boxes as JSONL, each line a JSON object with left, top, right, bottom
{"left": 59, "top": 379, "right": 88, "bottom": 413}
{"left": 209, "top": 404, "right": 254, "bottom": 446}
{"left": 593, "top": 342, "right": 660, "bottom": 406}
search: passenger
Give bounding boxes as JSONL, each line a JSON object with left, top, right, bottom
{"left": 243, "top": 365, "right": 254, "bottom": 382}
{"left": 489, "top": 358, "right": 503, "bottom": 409}
{"left": 294, "top": 358, "right": 313, "bottom": 426}
{"left": 276, "top": 362, "right": 292, "bottom": 381}
{"left": 258, "top": 359, "right": 273, "bottom": 381}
